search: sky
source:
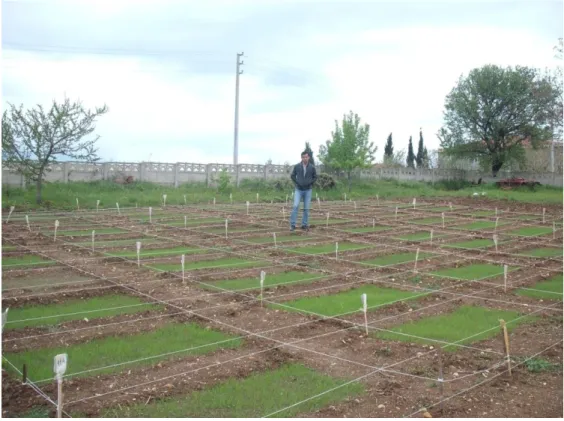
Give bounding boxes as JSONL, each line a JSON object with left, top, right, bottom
{"left": 2, "top": 0, "right": 562, "bottom": 165}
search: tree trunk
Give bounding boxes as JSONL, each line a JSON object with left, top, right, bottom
{"left": 491, "top": 158, "right": 504, "bottom": 177}
{"left": 347, "top": 171, "right": 352, "bottom": 192}
{"left": 35, "top": 178, "right": 43, "bottom": 204}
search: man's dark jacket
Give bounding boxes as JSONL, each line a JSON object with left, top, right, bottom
{"left": 291, "top": 162, "right": 317, "bottom": 191}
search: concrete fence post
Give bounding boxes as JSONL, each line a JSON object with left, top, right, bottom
{"left": 63, "top": 162, "right": 69, "bottom": 183}
{"left": 236, "top": 165, "right": 241, "bottom": 187}
{"left": 102, "top": 163, "right": 110, "bottom": 180}
{"left": 174, "top": 163, "right": 179, "bottom": 188}
{"left": 206, "top": 164, "right": 213, "bottom": 187}
{"left": 263, "top": 164, "right": 268, "bottom": 181}
{"left": 138, "top": 163, "right": 145, "bottom": 182}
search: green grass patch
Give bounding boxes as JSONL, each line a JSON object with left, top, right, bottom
{"left": 102, "top": 363, "right": 364, "bottom": 418}
{"left": 284, "top": 242, "right": 369, "bottom": 255}
{"left": 345, "top": 226, "right": 391, "bottom": 233}
{"left": 358, "top": 252, "right": 434, "bottom": 267}
{"left": 309, "top": 218, "right": 352, "bottom": 225}
{"left": 455, "top": 221, "right": 505, "bottom": 230}
{"left": 199, "top": 227, "right": 257, "bottom": 234}
{"left": 443, "top": 239, "right": 494, "bottom": 249}
{"left": 2, "top": 255, "right": 56, "bottom": 268}
{"left": 105, "top": 246, "right": 204, "bottom": 258}
{"left": 243, "top": 234, "right": 313, "bottom": 244}
{"left": 204, "top": 271, "right": 325, "bottom": 291}
{"left": 377, "top": 305, "right": 533, "bottom": 350}
{"left": 2, "top": 245, "right": 18, "bottom": 251}
{"left": 411, "top": 217, "right": 456, "bottom": 225}
{"left": 51, "top": 228, "right": 126, "bottom": 236}
{"left": 271, "top": 285, "right": 423, "bottom": 317}
{"left": 5, "top": 323, "right": 242, "bottom": 381}
{"left": 427, "top": 206, "right": 459, "bottom": 212}
{"left": 395, "top": 231, "right": 445, "bottom": 241}
{"left": 147, "top": 257, "right": 266, "bottom": 272}
{"left": 75, "top": 237, "right": 161, "bottom": 247}
{"left": 164, "top": 218, "right": 225, "bottom": 227}
{"left": 431, "top": 263, "right": 514, "bottom": 280}
{"left": 519, "top": 247, "right": 562, "bottom": 258}
{"left": 515, "top": 274, "right": 563, "bottom": 300}
{"left": 5, "top": 295, "right": 161, "bottom": 330}
{"left": 462, "top": 210, "right": 496, "bottom": 217}
{"left": 507, "top": 226, "right": 554, "bottom": 237}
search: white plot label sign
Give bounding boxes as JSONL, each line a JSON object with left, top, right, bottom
{"left": 53, "top": 353, "right": 68, "bottom": 379}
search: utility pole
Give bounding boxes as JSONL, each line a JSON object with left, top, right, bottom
{"left": 234, "top": 52, "right": 244, "bottom": 166}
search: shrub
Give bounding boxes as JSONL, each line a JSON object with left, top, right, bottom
{"left": 316, "top": 173, "right": 336, "bottom": 190}
{"left": 216, "top": 169, "right": 232, "bottom": 193}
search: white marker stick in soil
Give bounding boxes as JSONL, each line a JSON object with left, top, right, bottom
{"left": 344, "top": 193, "right": 347, "bottom": 202}
{"left": 25, "top": 215, "right": 31, "bottom": 232}
{"left": 184, "top": 194, "right": 187, "bottom": 205}
{"left": 213, "top": 197, "right": 216, "bottom": 208}
{"left": 96, "top": 200, "right": 100, "bottom": 212}
{"left": 449, "top": 202, "right": 453, "bottom": 211}
{"left": 316, "top": 192, "right": 318, "bottom": 200}
{"left": 553, "top": 221, "right": 557, "bottom": 239}
{"left": 1, "top": 308, "right": 8, "bottom": 332}
{"left": 395, "top": 206, "right": 398, "bottom": 220}
{"left": 495, "top": 217, "right": 499, "bottom": 231}
{"left": 412, "top": 198, "right": 416, "bottom": 209}
{"left": 317, "top": 197, "right": 321, "bottom": 210}
{"left": 149, "top": 207, "right": 153, "bottom": 224}
{"left": 230, "top": 193, "right": 233, "bottom": 204}
{"left": 162, "top": 194, "right": 167, "bottom": 207}
{"left": 493, "top": 234, "right": 499, "bottom": 252}
{"left": 273, "top": 232, "right": 277, "bottom": 248}
{"left": 326, "top": 212, "right": 330, "bottom": 228}
{"left": 136, "top": 241, "right": 141, "bottom": 267}
{"left": 184, "top": 215, "right": 187, "bottom": 228}
{"left": 414, "top": 247, "right": 420, "bottom": 272}
{"left": 441, "top": 212, "right": 445, "bottom": 228}
{"left": 76, "top": 198, "right": 79, "bottom": 211}
{"left": 503, "top": 264, "right": 508, "bottom": 293}
{"left": 181, "top": 254, "right": 186, "bottom": 285}
{"left": 6, "top": 206, "right": 15, "bottom": 223}
{"left": 372, "top": 218, "right": 375, "bottom": 228}
{"left": 361, "top": 293, "right": 368, "bottom": 335}
{"left": 53, "top": 353, "right": 67, "bottom": 418}
{"left": 335, "top": 242, "right": 339, "bottom": 259}
{"left": 376, "top": 194, "right": 379, "bottom": 206}
{"left": 542, "top": 208, "right": 546, "bottom": 224}
{"left": 495, "top": 207, "right": 498, "bottom": 217}
{"left": 54, "top": 220, "right": 59, "bottom": 242}
{"left": 282, "top": 207, "right": 286, "bottom": 221}
{"left": 116, "top": 202, "right": 121, "bottom": 215}
{"left": 91, "top": 230, "right": 95, "bottom": 251}
{"left": 246, "top": 201, "right": 250, "bottom": 215}
{"left": 260, "top": 270, "right": 266, "bottom": 307}
{"left": 225, "top": 219, "right": 228, "bottom": 239}
{"left": 256, "top": 193, "right": 259, "bottom": 203}
{"left": 354, "top": 201, "right": 357, "bottom": 213}
{"left": 430, "top": 229, "right": 434, "bottom": 245}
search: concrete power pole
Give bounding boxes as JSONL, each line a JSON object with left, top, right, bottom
{"left": 233, "top": 52, "right": 244, "bottom": 166}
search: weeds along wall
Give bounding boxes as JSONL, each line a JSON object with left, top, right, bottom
{"left": 2, "top": 161, "right": 563, "bottom": 188}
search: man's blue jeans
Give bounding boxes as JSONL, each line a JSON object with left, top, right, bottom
{"left": 290, "top": 188, "right": 312, "bottom": 228}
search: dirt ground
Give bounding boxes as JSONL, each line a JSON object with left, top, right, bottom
{"left": 1, "top": 198, "right": 562, "bottom": 418}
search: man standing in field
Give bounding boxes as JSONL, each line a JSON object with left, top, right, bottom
{"left": 290, "top": 151, "right": 317, "bottom": 231}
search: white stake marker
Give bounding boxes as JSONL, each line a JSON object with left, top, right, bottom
{"left": 449, "top": 202, "right": 453, "bottom": 211}
{"left": 54, "top": 220, "right": 59, "bottom": 242}
{"left": 553, "top": 221, "right": 557, "bottom": 240}
{"left": 260, "top": 270, "right": 266, "bottom": 307}
{"left": 6, "top": 206, "right": 15, "bottom": 223}
{"left": 162, "top": 194, "right": 167, "bottom": 207}
{"left": 414, "top": 247, "right": 420, "bottom": 272}
{"left": 326, "top": 212, "right": 330, "bottom": 228}
{"left": 2, "top": 308, "right": 8, "bottom": 332}
{"left": 316, "top": 192, "right": 318, "bottom": 200}
{"left": 430, "top": 229, "right": 434, "bottom": 245}
{"left": 361, "top": 293, "right": 368, "bottom": 335}
{"left": 116, "top": 202, "right": 121, "bottom": 215}
{"left": 96, "top": 199, "right": 100, "bottom": 212}
{"left": 149, "top": 207, "right": 153, "bottom": 224}
{"left": 53, "top": 353, "right": 67, "bottom": 418}
{"left": 354, "top": 201, "right": 357, "bottom": 213}
{"left": 76, "top": 198, "right": 79, "bottom": 211}
{"left": 136, "top": 241, "right": 141, "bottom": 267}
{"left": 335, "top": 242, "right": 339, "bottom": 259}
{"left": 246, "top": 201, "right": 250, "bottom": 215}
{"left": 503, "top": 264, "right": 508, "bottom": 293}
{"left": 344, "top": 193, "right": 347, "bottom": 202}
{"left": 225, "top": 218, "right": 229, "bottom": 239}
{"left": 286, "top": 194, "right": 289, "bottom": 205}
{"left": 256, "top": 192, "right": 259, "bottom": 203}
{"left": 441, "top": 212, "right": 445, "bottom": 228}
{"left": 395, "top": 206, "right": 398, "bottom": 220}
{"left": 91, "top": 230, "right": 95, "bottom": 251}
{"left": 213, "top": 197, "right": 216, "bottom": 208}
{"left": 317, "top": 197, "right": 321, "bottom": 210}
{"left": 376, "top": 194, "right": 379, "bottom": 205}
{"left": 282, "top": 207, "right": 286, "bottom": 221}
{"left": 413, "top": 197, "right": 416, "bottom": 209}
{"left": 25, "top": 215, "right": 31, "bottom": 231}
{"left": 273, "top": 232, "right": 277, "bottom": 248}
{"left": 184, "top": 215, "right": 187, "bottom": 228}
{"left": 493, "top": 234, "right": 499, "bottom": 252}
{"left": 372, "top": 218, "right": 376, "bottom": 228}
{"left": 495, "top": 217, "right": 499, "bottom": 231}
{"left": 542, "top": 208, "right": 546, "bottom": 224}
{"left": 184, "top": 194, "right": 187, "bottom": 205}
{"left": 230, "top": 193, "right": 233, "bottom": 204}
{"left": 495, "top": 207, "right": 498, "bottom": 217}
{"left": 181, "top": 254, "right": 186, "bottom": 285}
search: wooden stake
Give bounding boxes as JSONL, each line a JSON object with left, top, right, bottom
{"left": 57, "top": 377, "right": 63, "bottom": 418}
{"left": 260, "top": 271, "right": 265, "bottom": 307}
{"left": 430, "top": 229, "right": 434, "bottom": 245}
{"left": 503, "top": 264, "right": 508, "bottom": 293}
{"left": 395, "top": 206, "right": 398, "bottom": 220}
{"left": 438, "top": 348, "right": 444, "bottom": 413}
{"left": 499, "top": 319, "right": 512, "bottom": 376}
{"left": 25, "top": 215, "right": 31, "bottom": 232}
{"left": 441, "top": 212, "right": 445, "bottom": 228}
{"left": 414, "top": 248, "right": 420, "bottom": 272}
{"left": 335, "top": 242, "right": 339, "bottom": 259}
{"left": 553, "top": 221, "right": 557, "bottom": 240}
{"left": 96, "top": 199, "right": 100, "bottom": 212}
{"left": 542, "top": 208, "right": 546, "bottom": 224}
{"left": 273, "top": 232, "right": 277, "bottom": 248}
{"left": 361, "top": 293, "right": 368, "bottom": 335}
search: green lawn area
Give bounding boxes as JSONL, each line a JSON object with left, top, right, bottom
{"left": 309, "top": 218, "right": 352, "bottom": 225}
{"left": 76, "top": 237, "right": 162, "bottom": 247}
{"left": 410, "top": 217, "right": 456, "bottom": 225}
{"left": 395, "top": 231, "right": 445, "bottom": 241}
{"left": 2, "top": 245, "right": 18, "bottom": 251}
{"left": 5, "top": 323, "right": 242, "bottom": 381}
{"left": 242, "top": 234, "right": 313, "bottom": 244}
{"left": 519, "top": 247, "right": 562, "bottom": 258}
{"left": 4, "top": 295, "right": 162, "bottom": 330}
{"left": 2, "top": 255, "right": 56, "bottom": 268}
{"left": 443, "top": 239, "right": 495, "bottom": 249}
{"left": 376, "top": 305, "right": 533, "bottom": 351}
{"left": 462, "top": 210, "right": 496, "bottom": 217}
{"left": 271, "top": 285, "right": 423, "bottom": 317}
{"left": 454, "top": 221, "right": 505, "bottom": 230}
{"left": 147, "top": 257, "right": 267, "bottom": 272}
{"left": 50, "top": 228, "right": 127, "bottom": 236}
{"left": 507, "top": 226, "right": 554, "bottom": 237}
{"left": 204, "top": 271, "right": 326, "bottom": 291}
{"left": 345, "top": 226, "right": 391, "bottom": 233}
{"left": 431, "top": 263, "right": 515, "bottom": 280}
{"left": 105, "top": 246, "right": 205, "bottom": 258}
{"left": 515, "top": 274, "right": 563, "bottom": 300}
{"left": 357, "top": 252, "right": 434, "bottom": 267}
{"left": 101, "top": 363, "right": 364, "bottom": 418}
{"left": 284, "top": 242, "right": 369, "bottom": 255}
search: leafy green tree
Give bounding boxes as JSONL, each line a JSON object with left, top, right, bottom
{"left": 406, "top": 136, "right": 415, "bottom": 168}
{"left": 318, "top": 110, "right": 377, "bottom": 192}
{"left": 2, "top": 98, "right": 108, "bottom": 203}
{"left": 384, "top": 132, "right": 393, "bottom": 158}
{"left": 416, "top": 128, "right": 425, "bottom": 168}
{"left": 437, "top": 64, "right": 559, "bottom": 176}
{"left": 304, "top": 141, "right": 315, "bottom": 166}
